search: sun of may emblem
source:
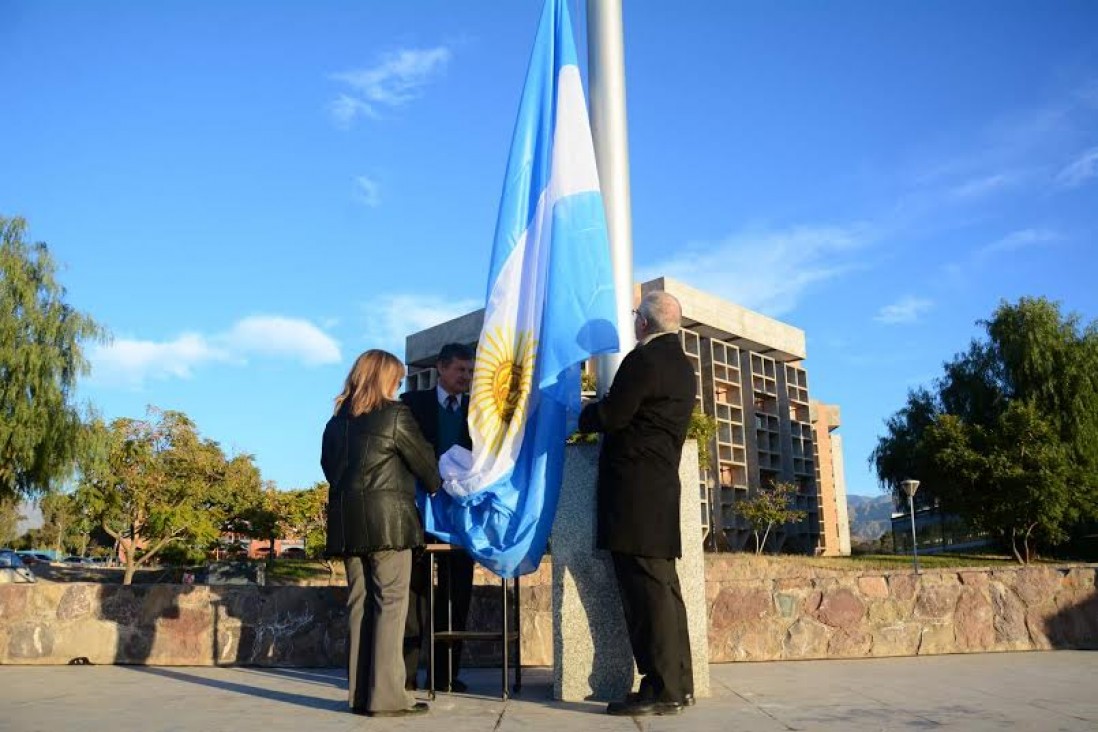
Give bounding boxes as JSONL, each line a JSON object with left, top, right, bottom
{"left": 471, "top": 327, "right": 536, "bottom": 456}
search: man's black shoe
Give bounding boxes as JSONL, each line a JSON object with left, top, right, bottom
{"left": 626, "top": 691, "right": 695, "bottom": 707}
{"left": 435, "top": 678, "right": 468, "bottom": 693}
{"left": 363, "top": 702, "right": 430, "bottom": 717}
{"left": 606, "top": 699, "right": 682, "bottom": 716}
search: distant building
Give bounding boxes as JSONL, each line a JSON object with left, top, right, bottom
{"left": 890, "top": 505, "right": 992, "bottom": 554}
{"left": 215, "top": 532, "right": 305, "bottom": 560}
{"left": 404, "top": 276, "right": 850, "bottom": 556}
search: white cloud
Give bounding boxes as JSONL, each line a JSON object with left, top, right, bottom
{"left": 948, "top": 173, "right": 1018, "bottom": 199}
{"left": 90, "top": 316, "right": 340, "bottom": 388}
{"left": 223, "top": 316, "right": 342, "bottom": 365}
{"left": 639, "top": 224, "right": 872, "bottom": 317}
{"left": 329, "top": 94, "right": 376, "bottom": 128}
{"left": 362, "top": 293, "right": 482, "bottom": 357}
{"left": 354, "top": 175, "right": 381, "bottom": 207}
{"left": 330, "top": 46, "right": 452, "bottom": 127}
{"left": 874, "top": 297, "right": 934, "bottom": 325}
{"left": 90, "top": 333, "right": 229, "bottom": 384}
{"left": 979, "top": 228, "right": 1059, "bottom": 257}
{"left": 1055, "top": 146, "right": 1098, "bottom": 188}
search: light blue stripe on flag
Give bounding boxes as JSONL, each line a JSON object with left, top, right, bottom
{"left": 421, "top": 0, "right": 619, "bottom": 578}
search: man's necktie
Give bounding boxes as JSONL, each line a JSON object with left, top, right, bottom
{"left": 445, "top": 395, "right": 458, "bottom": 412}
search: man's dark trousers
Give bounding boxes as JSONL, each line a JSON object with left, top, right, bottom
{"left": 400, "top": 388, "right": 475, "bottom": 688}
{"left": 611, "top": 553, "right": 693, "bottom": 703}
{"left": 404, "top": 539, "right": 474, "bottom": 687}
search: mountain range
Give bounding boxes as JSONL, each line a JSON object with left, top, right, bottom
{"left": 846, "top": 494, "right": 896, "bottom": 542}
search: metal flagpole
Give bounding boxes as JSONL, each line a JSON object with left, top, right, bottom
{"left": 587, "top": 0, "right": 636, "bottom": 396}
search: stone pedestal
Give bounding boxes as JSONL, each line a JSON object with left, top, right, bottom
{"left": 551, "top": 441, "right": 710, "bottom": 701}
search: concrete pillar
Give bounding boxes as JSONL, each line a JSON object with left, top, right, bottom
{"left": 551, "top": 442, "right": 710, "bottom": 701}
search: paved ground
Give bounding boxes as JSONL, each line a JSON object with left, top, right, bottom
{"left": 2, "top": 652, "right": 1096, "bottom": 731}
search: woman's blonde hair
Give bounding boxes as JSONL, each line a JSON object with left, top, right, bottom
{"left": 334, "top": 349, "right": 405, "bottom": 417}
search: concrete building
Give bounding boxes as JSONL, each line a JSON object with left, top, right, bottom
{"left": 403, "top": 276, "right": 850, "bottom": 555}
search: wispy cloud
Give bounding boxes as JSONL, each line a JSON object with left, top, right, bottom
{"left": 330, "top": 46, "right": 452, "bottom": 127}
{"left": 90, "top": 316, "right": 341, "bottom": 387}
{"left": 354, "top": 175, "right": 381, "bottom": 207}
{"left": 978, "top": 228, "right": 1059, "bottom": 257}
{"left": 362, "top": 293, "right": 482, "bottom": 357}
{"left": 330, "top": 94, "right": 376, "bottom": 127}
{"left": 639, "top": 224, "right": 872, "bottom": 317}
{"left": 941, "top": 227, "right": 1061, "bottom": 289}
{"left": 909, "top": 80, "right": 1098, "bottom": 207}
{"left": 948, "top": 173, "right": 1019, "bottom": 200}
{"left": 1055, "top": 146, "right": 1098, "bottom": 188}
{"left": 874, "top": 297, "right": 934, "bottom": 325}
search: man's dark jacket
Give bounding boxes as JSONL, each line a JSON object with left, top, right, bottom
{"left": 398, "top": 389, "right": 472, "bottom": 457}
{"left": 579, "top": 333, "right": 696, "bottom": 558}
{"left": 321, "top": 401, "right": 441, "bottom": 556}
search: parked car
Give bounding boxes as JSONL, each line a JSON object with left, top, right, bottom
{"left": 0, "top": 550, "right": 36, "bottom": 583}
{"left": 17, "top": 552, "right": 55, "bottom": 565}
{"left": 15, "top": 552, "right": 43, "bottom": 565}
{"left": 280, "top": 547, "right": 307, "bottom": 559}
{"left": 62, "top": 555, "right": 96, "bottom": 566}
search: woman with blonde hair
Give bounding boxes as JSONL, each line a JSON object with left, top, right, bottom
{"left": 322, "top": 349, "right": 440, "bottom": 717}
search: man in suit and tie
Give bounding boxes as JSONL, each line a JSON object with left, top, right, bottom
{"left": 579, "top": 291, "right": 696, "bottom": 717}
{"left": 401, "top": 343, "right": 476, "bottom": 693}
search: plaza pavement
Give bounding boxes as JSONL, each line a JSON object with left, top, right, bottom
{"left": 2, "top": 651, "right": 1096, "bottom": 731}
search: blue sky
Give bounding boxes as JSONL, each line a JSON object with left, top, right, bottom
{"left": 3, "top": 0, "right": 1096, "bottom": 498}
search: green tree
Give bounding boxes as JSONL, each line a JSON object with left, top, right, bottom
{"left": 281, "top": 482, "right": 334, "bottom": 581}
{"left": 0, "top": 216, "right": 105, "bottom": 501}
{"left": 923, "top": 404, "right": 1074, "bottom": 563}
{"left": 234, "top": 483, "right": 288, "bottom": 571}
{"left": 39, "top": 492, "right": 77, "bottom": 555}
{"left": 0, "top": 497, "right": 23, "bottom": 546}
{"left": 282, "top": 482, "right": 328, "bottom": 559}
{"left": 38, "top": 491, "right": 98, "bottom": 556}
{"left": 78, "top": 408, "right": 225, "bottom": 584}
{"left": 210, "top": 452, "right": 266, "bottom": 556}
{"left": 734, "top": 481, "right": 807, "bottom": 555}
{"left": 872, "top": 297, "right": 1098, "bottom": 562}
{"left": 687, "top": 407, "right": 717, "bottom": 469}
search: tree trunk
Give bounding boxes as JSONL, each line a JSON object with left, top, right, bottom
{"left": 323, "top": 558, "right": 335, "bottom": 585}
{"left": 53, "top": 517, "right": 66, "bottom": 556}
{"left": 759, "top": 523, "right": 774, "bottom": 556}
{"left": 1009, "top": 528, "right": 1024, "bottom": 565}
{"left": 123, "top": 547, "right": 137, "bottom": 585}
{"left": 1022, "top": 523, "right": 1037, "bottom": 564}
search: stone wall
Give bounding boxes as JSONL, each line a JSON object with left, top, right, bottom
{"left": 704, "top": 558, "right": 1098, "bottom": 661}
{"left": 1, "top": 558, "right": 1095, "bottom": 666}
{"left": 0, "top": 565, "right": 553, "bottom": 667}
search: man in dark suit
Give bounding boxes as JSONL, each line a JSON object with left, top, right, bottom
{"left": 401, "top": 343, "right": 476, "bottom": 692}
{"left": 578, "top": 291, "right": 696, "bottom": 717}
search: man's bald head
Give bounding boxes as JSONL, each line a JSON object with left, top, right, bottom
{"left": 636, "top": 291, "right": 683, "bottom": 337}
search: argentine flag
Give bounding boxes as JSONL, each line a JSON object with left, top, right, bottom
{"left": 422, "top": 0, "right": 619, "bottom": 578}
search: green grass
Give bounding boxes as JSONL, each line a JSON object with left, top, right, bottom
{"left": 803, "top": 553, "right": 1042, "bottom": 571}
{"left": 264, "top": 559, "right": 343, "bottom": 584}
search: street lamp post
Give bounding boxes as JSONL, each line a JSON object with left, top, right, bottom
{"left": 900, "top": 479, "right": 921, "bottom": 574}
